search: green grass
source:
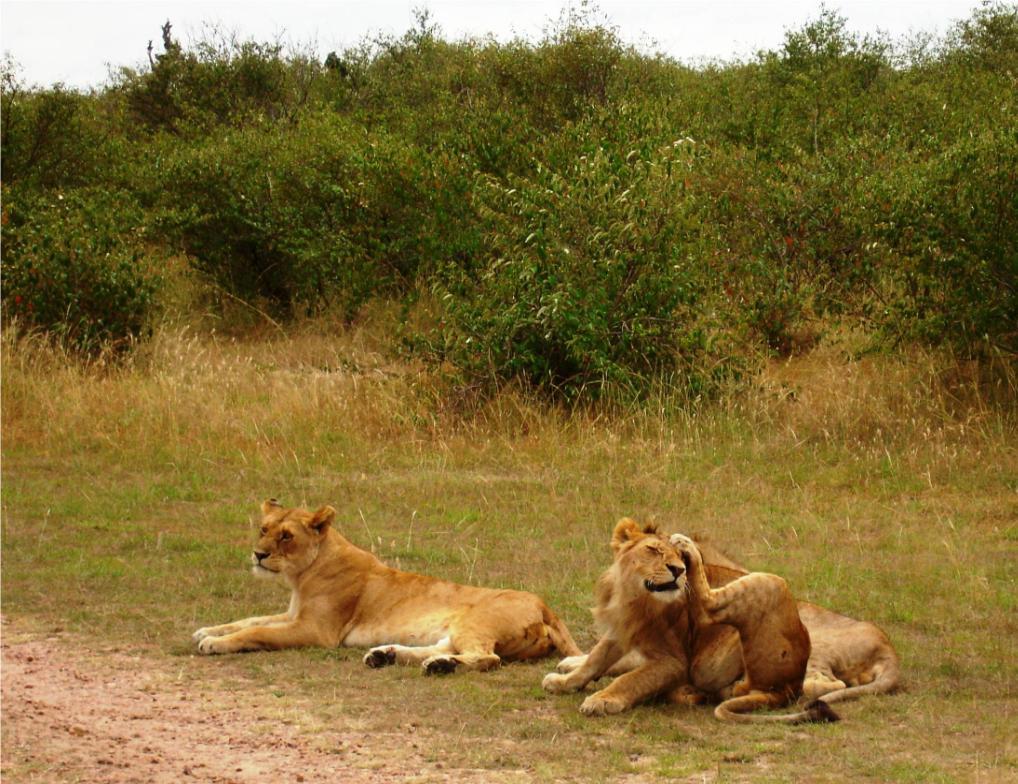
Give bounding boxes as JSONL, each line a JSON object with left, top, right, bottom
{"left": 2, "top": 330, "right": 1017, "bottom": 781}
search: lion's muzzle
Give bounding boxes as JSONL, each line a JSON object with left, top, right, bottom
{"left": 644, "top": 563, "right": 685, "bottom": 593}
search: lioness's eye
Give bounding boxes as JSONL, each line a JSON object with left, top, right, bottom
{"left": 280, "top": 531, "right": 292, "bottom": 542}
{"left": 260, "top": 527, "right": 268, "bottom": 535}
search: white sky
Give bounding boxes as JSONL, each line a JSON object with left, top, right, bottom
{"left": 2, "top": 1, "right": 980, "bottom": 89}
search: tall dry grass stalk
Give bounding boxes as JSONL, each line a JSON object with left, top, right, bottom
{"left": 4, "top": 321, "right": 1014, "bottom": 469}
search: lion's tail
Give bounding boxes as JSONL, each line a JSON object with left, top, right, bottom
{"left": 543, "top": 606, "right": 582, "bottom": 657}
{"left": 816, "top": 652, "right": 901, "bottom": 706}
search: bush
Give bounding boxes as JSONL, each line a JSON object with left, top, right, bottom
{"left": 1, "top": 59, "right": 113, "bottom": 189}
{"left": 1, "top": 188, "right": 161, "bottom": 352}
{"left": 155, "top": 114, "right": 479, "bottom": 317}
{"left": 119, "top": 23, "right": 321, "bottom": 136}
{"left": 873, "top": 128, "right": 1018, "bottom": 354}
{"left": 433, "top": 140, "right": 731, "bottom": 400}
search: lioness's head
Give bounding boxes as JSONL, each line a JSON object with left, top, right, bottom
{"left": 252, "top": 499, "right": 335, "bottom": 579}
{"left": 610, "top": 518, "right": 687, "bottom": 602}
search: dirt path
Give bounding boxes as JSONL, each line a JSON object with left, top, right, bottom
{"left": 1, "top": 623, "right": 524, "bottom": 784}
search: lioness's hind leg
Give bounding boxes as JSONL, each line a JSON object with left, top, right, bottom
{"left": 423, "top": 651, "right": 501, "bottom": 675}
{"left": 432, "top": 630, "right": 502, "bottom": 674}
{"left": 803, "top": 671, "right": 847, "bottom": 701}
{"left": 364, "top": 638, "right": 455, "bottom": 669}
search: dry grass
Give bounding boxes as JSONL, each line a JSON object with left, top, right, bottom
{"left": 2, "top": 321, "right": 1016, "bottom": 782}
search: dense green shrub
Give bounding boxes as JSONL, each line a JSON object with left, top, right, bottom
{"left": 119, "top": 22, "right": 321, "bottom": 136}
{"left": 1, "top": 188, "right": 160, "bottom": 352}
{"left": 2, "top": 3, "right": 1015, "bottom": 390}
{"left": 155, "top": 114, "right": 479, "bottom": 316}
{"left": 434, "top": 141, "right": 729, "bottom": 400}
{"left": 0, "top": 61, "right": 114, "bottom": 189}
{"left": 873, "top": 129, "right": 1018, "bottom": 353}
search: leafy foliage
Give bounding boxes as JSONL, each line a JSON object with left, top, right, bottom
{"left": 1, "top": 3, "right": 1015, "bottom": 389}
{"left": 435, "top": 141, "right": 722, "bottom": 399}
{"left": 1, "top": 188, "right": 160, "bottom": 352}
{"left": 153, "top": 115, "right": 478, "bottom": 317}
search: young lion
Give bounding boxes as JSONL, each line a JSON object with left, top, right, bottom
{"left": 193, "top": 500, "right": 580, "bottom": 674}
{"left": 670, "top": 533, "right": 837, "bottom": 723}
{"left": 541, "top": 518, "right": 694, "bottom": 715}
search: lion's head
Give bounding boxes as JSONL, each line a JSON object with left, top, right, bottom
{"left": 609, "top": 517, "right": 687, "bottom": 603}
{"left": 251, "top": 499, "right": 335, "bottom": 579}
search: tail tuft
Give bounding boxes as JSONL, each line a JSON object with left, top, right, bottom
{"left": 804, "top": 699, "right": 840, "bottom": 723}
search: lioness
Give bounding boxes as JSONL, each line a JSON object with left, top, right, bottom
{"left": 193, "top": 500, "right": 581, "bottom": 673}
{"left": 670, "top": 533, "right": 837, "bottom": 723}
{"left": 551, "top": 521, "right": 899, "bottom": 717}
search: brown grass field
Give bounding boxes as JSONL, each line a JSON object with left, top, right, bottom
{"left": 2, "top": 320, "right": 1016, "bottom": 782}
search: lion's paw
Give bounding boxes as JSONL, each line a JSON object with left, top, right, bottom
{"left": 555, "top": 655, "right": 586, "bottom": 674}
{"left": 542, "top": 671, "right": 576, "bottom": 694}
{"left": 580, "top": 692, "right": 628, "bottom": 716}
{"left": 422, "top": 656, "right": 459, "bottom": 676}
{"left": 364, "top": 647, "right": 397, "bottom": 669}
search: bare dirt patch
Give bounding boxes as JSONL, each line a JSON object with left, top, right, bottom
{"left": 1, "top": 621, "right": 526, "bottom": 784}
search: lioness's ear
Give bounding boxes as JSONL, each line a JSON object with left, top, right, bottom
{"left": 611, "top": 517, "right": 644, "bottom": 552}
{"left": 262, "top": 498, "right": 283, "bottom": 515}
{"left": 308, "top": 505, "right": 335, "bottom": 534}
{"left": 642, "top": 522, "right": 660, "bottom": 535}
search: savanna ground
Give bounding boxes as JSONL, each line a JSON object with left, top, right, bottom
{"left": 2, "top": 322, "right": 1015, "bottom": 782}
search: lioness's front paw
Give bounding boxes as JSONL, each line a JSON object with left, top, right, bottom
{"left": 197, "top": 636, "right": 226, "bottom": 655}
{"left": 364, "top": 647, "right": 397, "bottom": 669}
{"left": 193, "top": 627, "right": 215, "bottom": 643}
{"left": 542, "top": 671, "right": 576, "bottom": 694}
{"left": 579, "top": 692, "right": 628, "bottom": 716}
{"left": 555, "top": 655, "right": 586, "bottom": 674}
{"left": 669, "top": 533, "right": 696, "bottom": 553}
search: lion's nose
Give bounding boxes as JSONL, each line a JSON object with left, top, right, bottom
{"left": 254, "top": 550, "right": 269, "bottom": 563}
{"left": 668, "top": 563, "right": 684, "bottom": 579}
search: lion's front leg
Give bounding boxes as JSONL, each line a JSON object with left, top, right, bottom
{"left": 196, "top": 621, "right": 325, "bottom": 654}
{"left": 557, "top": 649, "right": 645, "bottom": 676}
{"left": 543, "top": 636, "right": 625, "bottom": 694}
{"left": 580, "top": 655, "right": 687, "bottom": 716}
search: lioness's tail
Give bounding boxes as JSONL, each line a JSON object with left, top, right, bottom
{"left": 543, "top": 606, "right": 582, "bottom": 657}
{"left": 816, "top": 653, "right": 901, "bottom": 706}
{"left": 714, "top": 692, "right": 840, "bottom": 724}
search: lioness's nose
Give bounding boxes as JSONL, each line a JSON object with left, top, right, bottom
{"left": 254, "top": 550, "right": 269, "bottom": 563}
{"left": 668, "top": 563, "right": 684, "bottom": 579}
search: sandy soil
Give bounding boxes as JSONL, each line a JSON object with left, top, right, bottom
{"left": 1, "top": 623, "right": 524, "bottom": 784}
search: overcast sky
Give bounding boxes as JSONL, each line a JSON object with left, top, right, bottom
{"left": 2, "top": 1, "right": 981, "bottom": 89}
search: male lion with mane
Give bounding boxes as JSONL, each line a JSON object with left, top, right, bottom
{"left": 545, "top": 518, "right": 899, "bottom": 721}
{"left": 193, "top": 500, "right": 581, "bottom": 674}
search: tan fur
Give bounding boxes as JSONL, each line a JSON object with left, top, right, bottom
{"left": 798, "top": 602, "right": 902, "bottom": 705}
{"left": 193, "top": 500, "right": 580, "bottom": 674}
{"left": 558, "top": 545, "right": 900, "bottom": 719}
{"left": 671, "top": 534, "right": 835, "bottom": 724}
{"left": 542, "top": 518, "right": 695, "bottom": 715}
